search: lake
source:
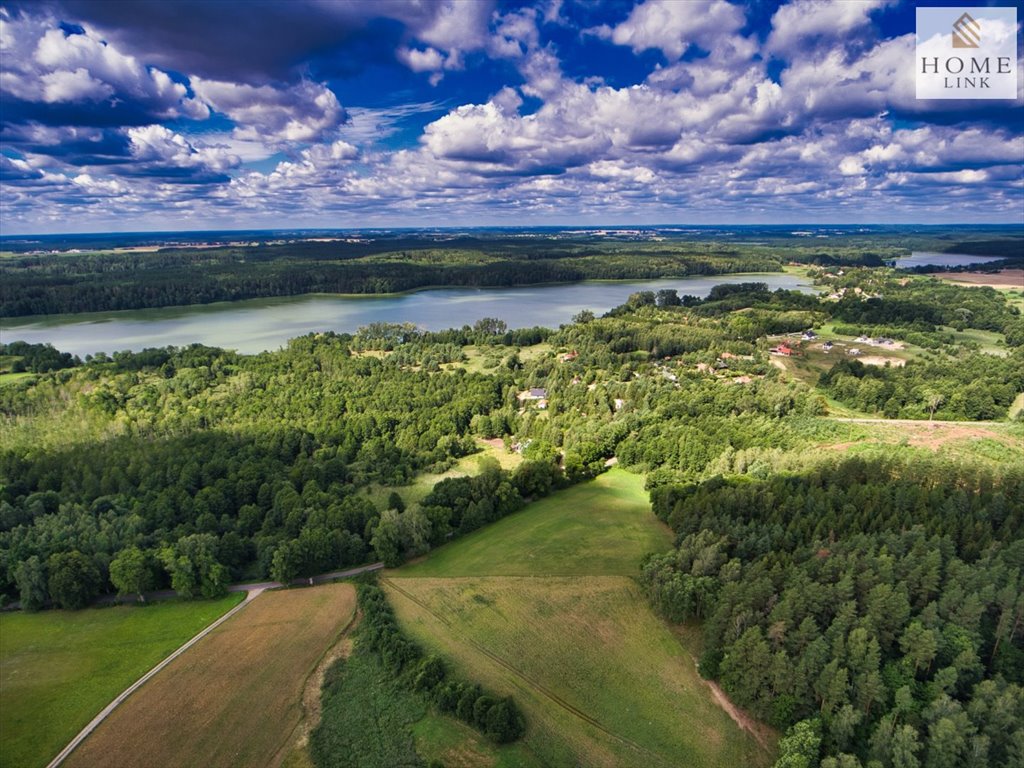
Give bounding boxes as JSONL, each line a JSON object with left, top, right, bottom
{"left": 890, "top": 252, "right": 1003, "bottom": 269}
{"left": 1, "top": 272, "right": 810, "bottom": 356}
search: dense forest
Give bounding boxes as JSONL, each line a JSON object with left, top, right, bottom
{"left": 3, "top": 227, "right": 1020, "bottom": 316}
{"left": 643, "top": 457, "right": 1024, "bottom": 768}
{"left": 0, "top": 335, "right": 563, "bottom": 608}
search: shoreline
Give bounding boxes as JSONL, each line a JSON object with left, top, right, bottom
{"left": 0, "top": 270, "right": 794, "bottom": 328}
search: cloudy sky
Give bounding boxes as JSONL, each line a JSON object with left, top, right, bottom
{"left": 1, "top": 0, "right": 1022, "bottom": 233}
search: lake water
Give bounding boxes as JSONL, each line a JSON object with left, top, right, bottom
{"left": 1, "top": 272, "right": 810, "bottom": 356}
{"left": 890, "top": 252, "right": 1003, "bottom": 269}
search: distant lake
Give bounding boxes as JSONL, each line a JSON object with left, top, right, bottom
{"left": 891, "top": 252, "right": 1003, "bottom": 269}
{"left": 1, "top": 272, "right": 811, "bottom": 357}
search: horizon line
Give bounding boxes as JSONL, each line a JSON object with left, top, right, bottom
{"left": 4, "top": 222, "right": 1024, "bottom": 239}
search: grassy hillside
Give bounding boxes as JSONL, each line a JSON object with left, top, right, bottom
{"left": 395, "top": 468, "right": 669, "bottom": 578}
{"left": 66, "top": 584, "right": 356, "bottom": 768}
{"left": 0, "top": 595, "right": 243, "bottom": 768}
{"left": 384, "top": 468, "right": 773, "bottom": 768}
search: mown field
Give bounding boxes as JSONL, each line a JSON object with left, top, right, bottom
{"left": 396, "top": 468, "right": 669, "bottom": 578}
{"left": 384, "top": 468, "right": 772, "bottom": 768}
{"left": 65, "top": 583, "right": 356, "bottom": 768}
{"left": 0, "top": 595, "right": 243, "bottom": 768}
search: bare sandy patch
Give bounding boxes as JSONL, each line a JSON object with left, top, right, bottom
{"left": 859, "top": 355, "right": 905, "bottom": 367}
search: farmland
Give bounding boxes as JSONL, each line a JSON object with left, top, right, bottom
{"left": 386, "top": 575, "right": 771, "bottom": 767}
{"left": 0, "top": 595, "right": 243, "bottom": 768}
{"left": 395, "top": 468, "right": 670, "bottom": 578}
{"left": 383, "top": 469, "right": 772, "bottom": 768}
{"left": 65, "top": 583, "right": 356, "bottom": 768}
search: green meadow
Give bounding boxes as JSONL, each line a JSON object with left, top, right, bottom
{"left": 0, "top": 595, "right": 242, "bottom": 768}
{"left": 395, "top": 468, "right": 670, "bottom": 578}
{"left": 384, "top": 468, "right": 773, "bottom": 768}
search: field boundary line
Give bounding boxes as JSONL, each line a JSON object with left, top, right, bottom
{"left": 382, "top": 577, "right": 675, "bottom": 768}
{"left": 45, "top": 588, "right": 265, "bottom": 768}
{"left": 271, "top": 602, "right": 363, "bottom": 768}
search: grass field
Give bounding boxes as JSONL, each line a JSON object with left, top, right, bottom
{"left": 0, "top": 595, "right": 243, "bottom": 768}
{"left": 386, "top": 576, "right": 770, "bottom": 768}
{"left": 395, "top": 468, "right": 670, "bottom": 578}
{"left": 363, "top": 440, "right": 522, "bottom": 512}
{"left": 413, "top": 711, "right": 537, "bottom": 768}
{"left": 0, "top": 371, "right": 35, "bottom": 387}
{"left": 748, "top": 416, "right": 1024, "bottom": 471}
{"left": 385, "top": 468, "right": 772, "bottom": 768}
{"left": 936, "top": 325, "right": 1008, "bottom": 356}
{"left": 1010, "top": 393, "right": 1024, "bottom": 421}
{"left": 65, "top": 584, "right": 356, "bottom": 768}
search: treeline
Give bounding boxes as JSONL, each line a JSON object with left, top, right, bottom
{"left": 0, "top": 342, "right": 80, "bottom": 373}
{"left": 819, "top": 353, "right": 1024, "bottom": 421}
{"left": 356, "top": 582, "right": 525, "bottom": 743}
{"left": 370, "top": 455, "right": 566, "bottom": 568}
{"left": 641, "top": 456, "right": 1024, "bottom": 767}
{"left": 354, "top": 319, "right": 554, "bottom": 352}
{"left": 1, "top": 241, "right": 780, "bottom": 316}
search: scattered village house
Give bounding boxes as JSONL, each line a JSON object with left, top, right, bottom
{"left": 518, "top": 387, "right": 548, "bottom": 409}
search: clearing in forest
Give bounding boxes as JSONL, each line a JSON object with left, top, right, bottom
{"left": 0, "top": 594, "right": 243, "bottom": 768}
{"left": 385, "top": 468, "right": 774, "bottom": 768}
{"left": 65, "top": 583, "right": 356, "bottom": 768}
{"left": 395, "top": 467, "right": 670, "bottom": 578}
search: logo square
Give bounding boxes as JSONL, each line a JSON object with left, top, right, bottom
{"left": 916, "top": 6, "right": 1018, "bottom": 99}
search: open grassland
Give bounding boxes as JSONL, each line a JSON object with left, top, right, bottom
{"left": 0, "top": 371, "right": 36, "bottom": 387}
{"left": 396, "top": 468, "right": 670, "bottom": 578}
{"left": 385, "top": 468, "right": 770, "bottom": 767}
{"left": 0, "top": 595, "right": 243, "bottom": 768}
{"left": 385, "top": 576, "right": 771, "bottom": 768}
{"left": 363, "top": 439, "right": 522, "bottom": 511}
{"left": 412, "top": 712, "right": 537, "bottom": 768}
{"left": 936, "top": 325, "right": 1009, "bottom": 356}
{"left": 814, "top": 419, "right": 1024, "bottom": 463}
{"left": 66, "top": 584, "right": 356, "bottom": 768}
{"left": 446, "top": 343, "right": 553, "bottom": 375}
{"left": 1010, "top": 393, "right": 1024, "bottom": 420}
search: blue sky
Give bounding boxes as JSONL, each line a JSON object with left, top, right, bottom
{"left": 1, "top": 0, "right": 1021, "bottom": 233}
